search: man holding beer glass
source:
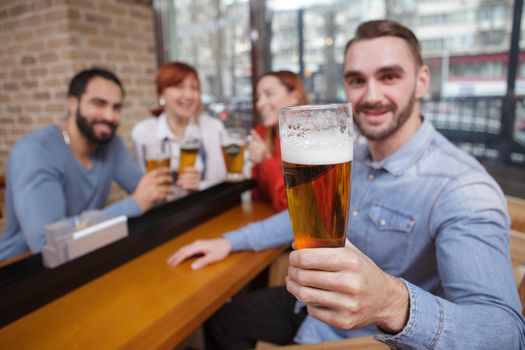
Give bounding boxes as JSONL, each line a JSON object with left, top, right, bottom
{"left": 0, "top": 68, "right": 172, "bottom": 262}
{"left": 168, "top": 20, "right": 524, "bottom": 349}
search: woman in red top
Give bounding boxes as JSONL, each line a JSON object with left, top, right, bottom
{"left": 249, "top": 71, "right": 308, "bottom": 211}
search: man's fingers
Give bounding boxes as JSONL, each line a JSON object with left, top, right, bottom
{"left": 166, "top": 249, "right": 191, "bottom": 266}
{"left": 151, "top": 167, "right": 171, "bottom": 177}
{"left": 307, "top": 303, "right": 361, "bottom": 330}
{"left": 286, "top": 275, "right": 329, "bottom": 306}
{"left": 149, "top": 185, "right": 172, "bottom": 203}
{"left": 286, "top": 275, "right": 354, "bottom": 312}
{"left": 289, "top": 247, "right": 359, "bottom": 272}
{"left": 305, "top": 304, "right": 353, "bottom": 330}
{"left": 166, "top": 251, "right": 186, "bottom": 266}
{"left": 191, "top": 255, "right": 216, "bottom": 270}
{"left": 287, "top": 266, "right": 355, "bottom": 294}
{"left": 158, "top": 186, "right": 174, "bottom": 196}
{"left": 166, "top": 244, "right": 203, "bottom": 266}
{"left": 158, "top": 175, "right": 173, "bottom": 185}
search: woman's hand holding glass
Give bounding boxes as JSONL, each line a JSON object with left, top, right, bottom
{"left": 176, "top": 128, "right": 201, "bottom": 191}
{"left": 248, "top": 129, "right": 270, "bottom": 165}
{"left": 176, "top": 167, "right": 200, "bottom": 191}
{"left": 166, "top": 238, "right": 232, "bottom": 270}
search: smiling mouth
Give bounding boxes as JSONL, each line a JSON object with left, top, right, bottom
{"left": 93, "top": 121, "right": 116, "bottom": 129}
{"left": 260, "top": 108, "right": 276, "bottom": 116}
{"left": 178, "top": 101, "right": 195, "bottom": 109}
{"left": 91, "top": 121, "right": 117, "bottom": 134}
{"left": 94, "top": 123, "right": 115, "bottom": 135}
{"left": 363, "top": 108, "right": 390, "bottom": 115}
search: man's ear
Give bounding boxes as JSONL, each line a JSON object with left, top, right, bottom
{"left": 415, "top": 64, "right": 430, "bottom": 99}
{"left": 67, "top": 96, "right": 79, "bottom": 117}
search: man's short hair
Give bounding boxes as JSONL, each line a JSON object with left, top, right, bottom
{"left": 344, "top": 20, "right": 423, "bottom": 67}
{"left": 67, "top": 68, "right": 125, "bottom": 99}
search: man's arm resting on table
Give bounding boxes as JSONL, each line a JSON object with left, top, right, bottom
{"left": 224, "top": 210, "right": 293, "bottom": 251}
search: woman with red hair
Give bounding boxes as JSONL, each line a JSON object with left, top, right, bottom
{"left": 132, "top": 62, "right": 226, "bottom": 194}
{"left": 165, "top": 71, "right": 309, "bottom": 268}
{"left": 249, "top": 71, "right": 308, "bottom": 211}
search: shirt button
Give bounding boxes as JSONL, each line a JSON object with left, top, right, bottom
{"left": 352, "top": 211, "right": 358, "bottom": 217}
{"left": 380, "top": 219, "right": 386, "bottom": 227}
{"left": 368, "top": 173, "right": 374, "bottom": 180}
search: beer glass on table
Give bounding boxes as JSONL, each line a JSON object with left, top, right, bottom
{"left": 279, "top": 104, "right": 354, "bottom": 249}
{"left": 143, "top": 138, "right": 172, "bottom": 185}
{"left": 221, "top": 128, "right": 246, "bottom": 182}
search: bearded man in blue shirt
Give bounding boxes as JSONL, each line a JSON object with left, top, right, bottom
{"left": 0, "top": 68, "right": 173, "bottom": 261}
{"left": 168, "top": 20, "right": 525, "bottom": 349}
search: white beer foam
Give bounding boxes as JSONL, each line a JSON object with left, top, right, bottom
{"left": 281, "top": 135, "right": 353, "bottom": 165}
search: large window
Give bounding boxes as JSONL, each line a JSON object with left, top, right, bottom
{"left": 160, "top": 0, "right": 523, "bottom": 165}
{"left": 165, "top": 0, "right": 252, "bottom": 128}
{"left": 267, "top": 0, "right": 376, "bottom": 103}
{"left": 163, "top": 0, "right": 517, "bottom": 102}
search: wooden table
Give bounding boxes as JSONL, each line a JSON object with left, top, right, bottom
{"left": 0, "top": 201, "right": 282, "bottom": 349}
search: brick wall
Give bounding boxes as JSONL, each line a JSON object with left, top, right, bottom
{"left": 0, "top": 0, "right": 158, "bottom": 177}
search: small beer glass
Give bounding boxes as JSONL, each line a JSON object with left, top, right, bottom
{"left": 221, "top": 128, "right": 246, "bottom": 182}
{"left": 279, "top": 103, "right": 354, "bottom": 249}
{"left": 143, "top": 138, "right": 171, "bottom": 175}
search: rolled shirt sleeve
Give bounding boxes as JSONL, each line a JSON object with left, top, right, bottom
{"left": 224, "top": 210, "right": 294, "bottom": 251}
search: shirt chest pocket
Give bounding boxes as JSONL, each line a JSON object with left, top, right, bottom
{"left": 366, "top": 203, "right": 416, "bottom": 273}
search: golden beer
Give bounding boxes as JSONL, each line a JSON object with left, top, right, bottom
{"left": 222, "top": 143, "right": 245, "bottom": 180}
{"left": 145, "top": 158, "right": 171, "bottom": 172}
{"left": 280, "top": 103, "right": 354, "bottom": 249}
{"left": 145, "top": 158, "right": 171, "bottom": 186}
{"left": 143, "top": 140, "right": 171, "bottom": 173}
{"left": 179, "top": 147, "right": 199, "bottom": 173}
{"left": 283, "top": 160, "right": 351, "bottom": 249}
{"left": 221, "top": 128, "right": 247, "bottom": 182}
{"left": 143, "top": 140, "right": 172, "bottom": 187}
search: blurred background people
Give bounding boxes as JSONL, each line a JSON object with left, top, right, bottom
{"left": 132, "top": 62, "right": 226, "bottom": 194}
{"left": 249, "top": 71, "right": 308, "bottom": 211}
{"left": 0, "top": 68, "right": 171, "bottom": 262}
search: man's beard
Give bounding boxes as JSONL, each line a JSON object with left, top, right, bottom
{"left": 353, "top": 89, "right": 416, "bottom": 141}
{"left": 75, "top": 107, "right": 117, "bottom": 145}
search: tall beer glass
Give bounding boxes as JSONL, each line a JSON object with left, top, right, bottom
{"left": 279, "top": 104, "right": 353, "bottom": 249}
{"left": 178, "top": 136, "right": 200, "bottom": 173}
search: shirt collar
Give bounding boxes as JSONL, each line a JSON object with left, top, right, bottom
{"left": 155, "top": 112, "right": 200, "bottom": 142}
{"left": 155, "top": 113, "right": 175, "bottom": 140}
{"left": 356, "top": 117, "right": 435, "bottom": 176}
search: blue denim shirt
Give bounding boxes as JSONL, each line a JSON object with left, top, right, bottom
{"left": 225, "top": 119, "right": 525, "bottom": 349}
